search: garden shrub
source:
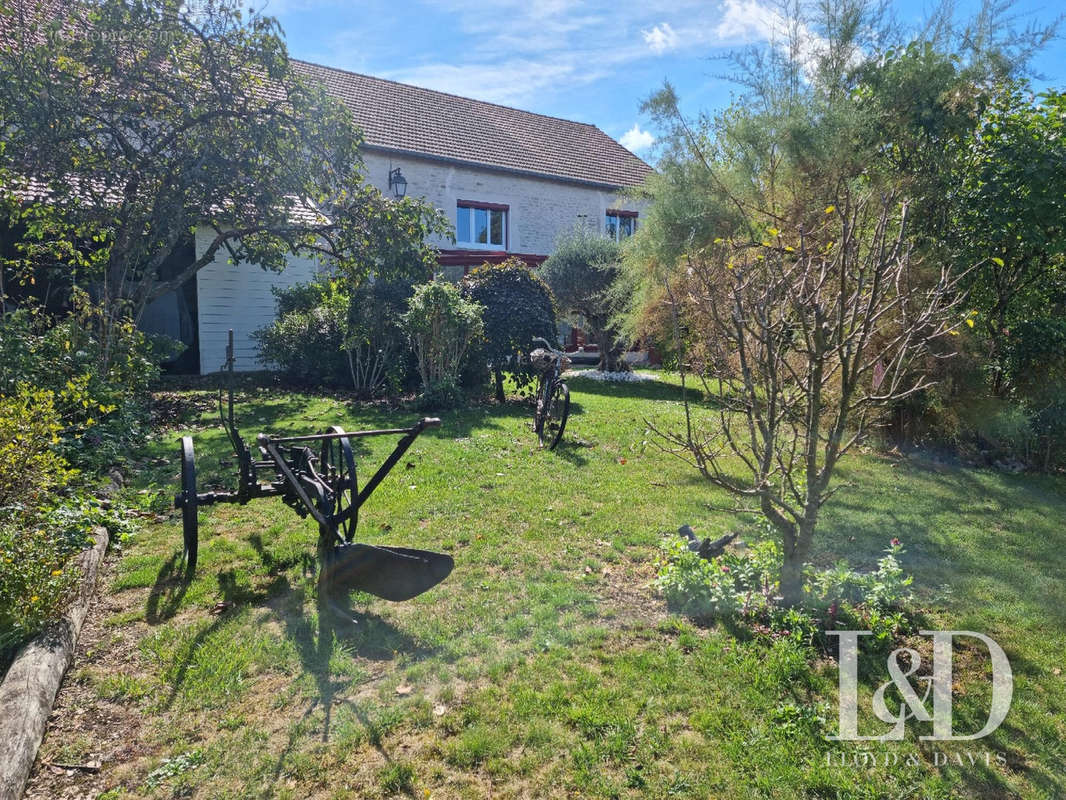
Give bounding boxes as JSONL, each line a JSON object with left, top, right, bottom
{"left": 0, "top": 306, "right": 165, "bottom": 470}
{"left": 0, "top": 390, "right": 131, "bottom": 666}
{"left": 254, "top": 280, "right": 349, "bottom": 386}
{"left": 1002, "top": 318, "right": 1066, "bottom": 469}
{"left": 804, "top": 539, "right": 914, "bottom": 612}
{"left": 0, "top": 522, "right": 82, "bottom": 661}
{"left": 975, "top": 403, "right": 1035, "bottom": 462}
{"left": 255, "top": 278, "right": 415, "bottom": 396}
{"left": 344, "top": 278, "right": 414, "bottom": 398}
{"left": 401, "top": 281, "right": 484, "bottom": 409}
{"left": 0, "top": 492, "right": 135, "bottom": 669}
{"left": 888, "top": 318, "right": 1066, "bottom": 471}
{"left": 459, "top": 258, "right": 557, "bottom": 402}
{"left": 0, "top": 369, "right": 142, "bottom": 668}
{"left": 656, "top": 538, "right": 782, "bottom": 618}
{"left": 656, "top": 536, "right": 915, "bottom": 648}
{"left": 0, "top": 386, "right": 71, "bottom": 510}
{"left": 272, "top": 279, "right": 340, "bottom": 317}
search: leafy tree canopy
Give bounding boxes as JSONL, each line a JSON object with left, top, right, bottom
{"left": 947, "top": 89, "right": 1066, "bottom": 354}
{"left": 0, "top": 0, "right": 448, "bottom": 337}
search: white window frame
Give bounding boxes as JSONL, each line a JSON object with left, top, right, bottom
{"left": 456, "top": 201, "right": 508, "bottom": 250}
{"left": 605, "top": 210, "right": 637, "bottom": 241}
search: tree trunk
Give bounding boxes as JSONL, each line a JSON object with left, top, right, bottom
{"left": 779, "top": 524, "right": 814, "bottom": 607}
{"left": 597, "top": 329, "right": 620, "bottom": 372}
{"left": 493, "top": 365, "right": 505, "bottom": 403}
{"left": 779, "top": 555, "right": 805, "bottom": 608}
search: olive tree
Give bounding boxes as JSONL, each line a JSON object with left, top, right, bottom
{"left": 540, "top": 227, "right": 625, "bottom": 371}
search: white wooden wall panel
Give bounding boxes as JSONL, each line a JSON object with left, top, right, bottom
{"left": 195, "top": 227, "right": 319, "bottom": 374}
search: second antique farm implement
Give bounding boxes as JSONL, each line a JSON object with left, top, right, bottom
{"left": 174, "top": 332, "right": 453, "bottom": 605}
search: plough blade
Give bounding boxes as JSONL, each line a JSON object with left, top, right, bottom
{"left": 326, "top": 543, "right": 454, "bottom": 601}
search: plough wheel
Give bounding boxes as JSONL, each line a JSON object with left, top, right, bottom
{"left": 179, "top": 436, "right": 198, "bottom": 572}
{"left": 321, "top": 426, "right": 358, "bottom": 543}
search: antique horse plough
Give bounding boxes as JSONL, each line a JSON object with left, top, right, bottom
{"left": 174, "top": 332, "right": 453, "bottom": 606}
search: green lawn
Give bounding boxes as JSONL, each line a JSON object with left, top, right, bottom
{"left": 36, "top": 373, "right": 1066, "bottom": 799}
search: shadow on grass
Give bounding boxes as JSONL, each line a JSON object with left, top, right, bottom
{"left": 565, "top": 375, "right": 711, "bottom": 405}
{"left": 145, "top": 553, "right": 190, "bottom": 623}
{"left": 248, "top": 533, "right": 312, "bottom": 575}
{"left": 824, "top": 463, "right": 1066, "bottom": 631}
{"left": 823, "top": 468, "right": 1066, "bottom": 794}
{"left": 149, "top": 530, "right": 437, "bottom": 702}
{"left": 149, "top": 573, "right": 287, "bottom": 710}
{"left": 150, "top": 526, "right": 439, "bottom": 795}
{"left": 550, "top": 437, "right": 591, "bottom": 466}
{"left": 564, "top": 399, "right": 585, "bottom": 417}
{"left": 262, "top": 578, "right": 437, "bottom": 796}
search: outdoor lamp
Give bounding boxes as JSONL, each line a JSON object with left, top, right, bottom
{"left": 388, "top": 167, "right": 407, "bottom": 198}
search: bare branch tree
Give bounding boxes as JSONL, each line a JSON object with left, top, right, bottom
{"left": 649, "top": 186, "right": 964, "bottom": 604}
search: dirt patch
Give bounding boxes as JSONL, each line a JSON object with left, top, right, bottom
{"left": 22, "top": 554, "right": 149, "bottom": 800}
{"left": 595, "top": 557, "right": 668, "bottom": 629}
{"left": 149, "top": 390, "right": 217, "bottom": 430}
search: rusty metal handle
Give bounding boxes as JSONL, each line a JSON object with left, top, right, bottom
{"left": 355, "top": 417, "right": 441, "bottom": 511}
{"left": 272, "top": 418, "right": 438, "bottom": 444}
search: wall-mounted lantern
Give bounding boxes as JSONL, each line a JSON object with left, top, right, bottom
{"left": 388, "top": 167, "right": 407, "bottom": 198}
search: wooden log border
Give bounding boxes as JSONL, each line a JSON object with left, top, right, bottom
{"left": 0, "top": 526, "right": 109, "bottom": 800}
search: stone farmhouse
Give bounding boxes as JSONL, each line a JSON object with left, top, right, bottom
{"left": 142, "top": 60, "right": 652, "bottom": 374}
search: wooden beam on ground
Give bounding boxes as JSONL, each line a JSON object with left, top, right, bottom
{"left": 0, "top": 527, "right": 108, "bottom": 800}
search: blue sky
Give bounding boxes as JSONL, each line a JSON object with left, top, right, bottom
{"left": 259, "top": 0, "right": 1065, "bottom": 159}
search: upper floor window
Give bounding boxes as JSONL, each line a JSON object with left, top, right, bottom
{"left": 457, "top": 201, "right": 508, "bottom": 249}
{"left": 605, "top": 210, "right": 637, "bottom": 241}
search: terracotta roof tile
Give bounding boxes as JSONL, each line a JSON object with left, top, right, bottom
{"left": 292, "top": 59, "right": 652, "bottom": 189}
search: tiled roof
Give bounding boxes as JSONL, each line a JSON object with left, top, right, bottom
{"left": 292, "top": 60, "right": 652, "bottom": 190}
{"left": 2, "top": 176, "right": 326, "bottom": 226}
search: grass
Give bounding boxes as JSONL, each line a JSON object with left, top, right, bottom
{"left": 36, "top": 372, "right": 1066, "bottom": 799}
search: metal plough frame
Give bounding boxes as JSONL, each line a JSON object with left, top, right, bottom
{"left": 174, "top": 331, "right": 453, "bottom": 604}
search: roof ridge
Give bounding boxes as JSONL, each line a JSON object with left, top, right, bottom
{"left": 289, "top": 57, "right": 603, "bottom": 132}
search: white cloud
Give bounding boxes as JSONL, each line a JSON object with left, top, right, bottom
{"left": 713, "top": 0, "right": 786, "bottom": 43}
{"left": 424, "top": 0, "right": 610, "bottom": 57}
{"left": 643, "top": 22, "right": 680, "bottom": 54}
{"left": 302, "top": 1, "right": 722, "bottom": 113}
{"left": 383, "top": 60, "right": 593, "bottom": 107}
{"left": 619, "top": 124, "right": 655, "bottom": 153}
{"left": 712, "top": 0, "right": 862, "bottom": 78}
